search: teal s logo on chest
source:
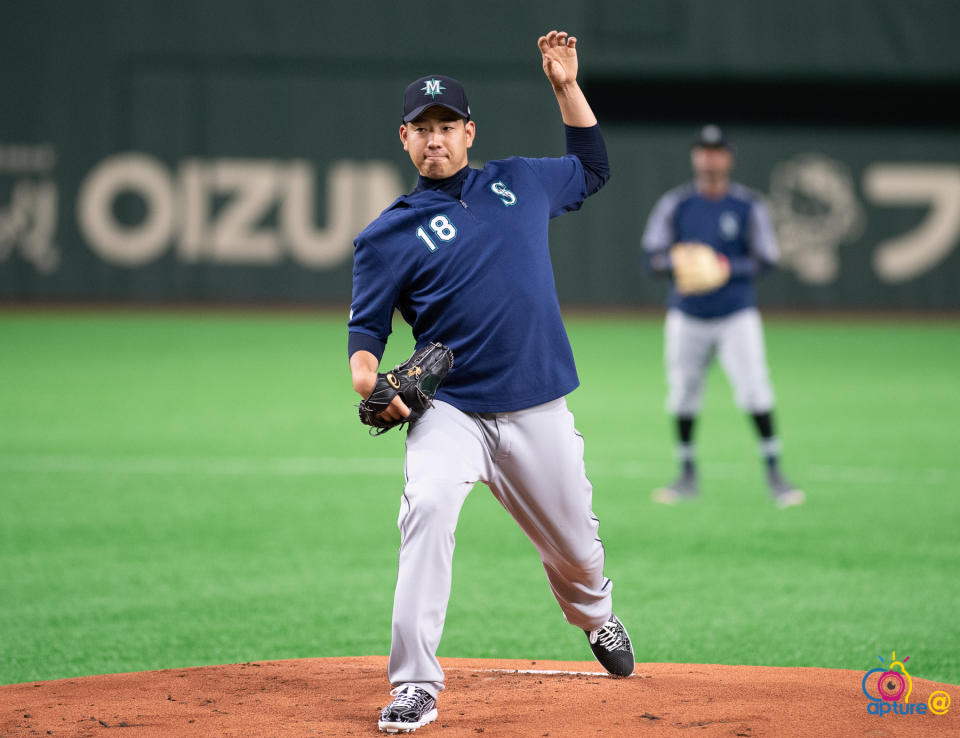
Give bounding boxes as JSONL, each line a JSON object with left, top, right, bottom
{"left": 719, "top": 211, "right": 739, "bottom": 240}
{"left": 490, "top": 181, "right": 517, "bottom": 206}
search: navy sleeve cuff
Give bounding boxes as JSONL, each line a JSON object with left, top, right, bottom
{"left": 565, "top": 123, "right": 610, "bottom": 195}
{"left": 348, "top": 331, "right": 386, "bottom": 361}
{"left": 728, "top": 256, "right": 762, "bottom": 278}
{"left": 647, "top": 250, "right": 673, "bottom": 276}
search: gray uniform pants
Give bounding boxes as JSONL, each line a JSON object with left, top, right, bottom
{"left": 388, "top": 397, "right": 613, "bottom": 699}
{"left": 665, "top": 307, "right": 774, "bottom": 416}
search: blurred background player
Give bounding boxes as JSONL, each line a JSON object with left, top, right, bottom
{"left": 641, "top": 125, "right": 805, "bottom": 509}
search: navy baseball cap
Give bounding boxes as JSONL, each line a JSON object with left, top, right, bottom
{"left": 402, "top": 75, "right": 471, "bottom": 123}
{"left": 693, "top": 124, "right": 731, "bottom": 149}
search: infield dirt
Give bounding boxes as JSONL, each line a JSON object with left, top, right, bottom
{"left": 1, "top": 656, "right": 956, "bottom": 737}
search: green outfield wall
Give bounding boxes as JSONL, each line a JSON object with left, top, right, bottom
{"left": 2, "top": 1, "right": 959, "bottom": 308}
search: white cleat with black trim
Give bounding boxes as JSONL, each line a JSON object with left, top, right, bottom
{"left": 652, "top": 472, "right": 699, "bottom": 505}
{"left": 769, "top": 471, "right": 805, "bottom": 508}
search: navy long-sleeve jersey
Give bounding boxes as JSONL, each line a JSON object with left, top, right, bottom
{"left": 349, "top": 128, "right": 607, "bottom": 413}
{"left": 642, "top": 182, "right": 780, "bottom": 318}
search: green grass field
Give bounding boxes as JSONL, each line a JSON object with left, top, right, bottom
{"left": 1, "top": 311, "right": 958, "bottom": 687}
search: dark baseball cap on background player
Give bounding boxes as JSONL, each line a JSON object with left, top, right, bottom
{"left": 402, "top": 75, "right": 471, "bottom": 123}
{"left": 692, "top": 124, "right": 732, "bottom": 150}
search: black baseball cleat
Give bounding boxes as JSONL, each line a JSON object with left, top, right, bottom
{"left": 378, "top": 685, "right": 438, "bottom": 733}
{"left": 586, "top": 613, "right": 635, "bottom": 677}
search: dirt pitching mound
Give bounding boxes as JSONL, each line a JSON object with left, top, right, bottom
{"left": 1, "top": 656, "right": 956, "bottom": 737}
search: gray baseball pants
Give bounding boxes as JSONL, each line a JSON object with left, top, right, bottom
{"left": 665, "top": 307, "right": 775, "bottom": 416}
{"left": 387, "top": 397, "right": 613, "bottom": 699}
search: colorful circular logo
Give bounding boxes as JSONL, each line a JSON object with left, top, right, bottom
{"left": 863, "top": 653, "right": 951, "bottom": 717}
{"left": 878, "top": 671, "right": 906, "bottom": 701}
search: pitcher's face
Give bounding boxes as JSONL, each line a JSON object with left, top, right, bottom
{"left": 400, "top": 108, "right": 476, "bottom": 179}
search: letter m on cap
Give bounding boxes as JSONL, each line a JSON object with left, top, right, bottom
{"left": 421, "top": 79, "right": 445, "bottom": 98}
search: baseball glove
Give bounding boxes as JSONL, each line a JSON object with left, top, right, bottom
{"left": 669, "top": 242, "right": 730, "bottom": 295}
{"left": 357, "top": 342, "right": 454, "bottom": 435}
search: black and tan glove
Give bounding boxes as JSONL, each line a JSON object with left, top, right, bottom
{"left": 357, "top": 342, "right": 454, "bottom": 435}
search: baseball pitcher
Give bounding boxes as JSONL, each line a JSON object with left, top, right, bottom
{"left": 349, "top": 30, "right": 635, "bottom": 734}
